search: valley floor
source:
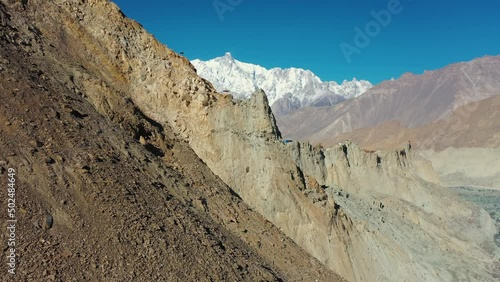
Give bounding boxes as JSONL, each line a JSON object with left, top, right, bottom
{"left": 450, "top": 186, "right": 500, "bottom": 247}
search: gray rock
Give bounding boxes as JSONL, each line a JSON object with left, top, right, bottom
{"left": 43, "top": 214, "right": 54, "bottom": 230}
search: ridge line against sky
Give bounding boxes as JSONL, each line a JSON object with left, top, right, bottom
{"left": 112, "top": 0, "right": 500, "bottom": 84}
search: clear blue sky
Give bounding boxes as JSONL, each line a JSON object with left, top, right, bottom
{"left": 112, "top": 0, "right": 500, "bottom": 84}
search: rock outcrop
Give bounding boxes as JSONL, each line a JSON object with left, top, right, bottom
{"left": 2, "top": 1, "right": 498, "bottom": 281}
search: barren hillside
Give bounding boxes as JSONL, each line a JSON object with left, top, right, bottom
{"left": 0, "top": 1, "right": 343, "bottom": 281}
{"left": 326, "top": 94, "right": 500, "bottom": 150}
{"left": 0, "top": 1, "right": 498, "bottom": 282}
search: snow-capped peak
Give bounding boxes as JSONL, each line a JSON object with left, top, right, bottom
{"left": 191, "top": 53, "right": 372, "bottom": 113}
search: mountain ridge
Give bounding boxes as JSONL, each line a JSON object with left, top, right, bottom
{"left": 277, "top": 55, "right": 500, "bottom": 145}
{"left": 191, "top": 53, "right": 372, "bottom": 115}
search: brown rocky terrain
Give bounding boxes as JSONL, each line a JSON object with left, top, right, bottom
{"left": 0, "top": 1, "right": 498, "bottom": 282}
{"left": 0, "top": 1, "right": 343, "bottom": 281}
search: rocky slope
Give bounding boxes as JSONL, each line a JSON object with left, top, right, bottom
{"left": 191, "top": 53, "right": 372, "bottom": 115}
{"left": 0, "top": 1, "right": 343, "bottom": 281}
{"left": 1, "top": 1, "right": 498, "bottom": 282}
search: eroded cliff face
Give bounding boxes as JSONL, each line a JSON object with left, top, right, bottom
{"left": 5, "top": 0, "right": 498, "bottom": 281}
{"left": 287, "top": 141, "right": 498, "bottom": 281}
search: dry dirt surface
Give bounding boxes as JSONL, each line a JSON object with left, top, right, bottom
{"left": 0, "top": 1, "right": 344, "bottom": 281}
{"left": 419, "top": 147, "right": 500, "bottom": 189}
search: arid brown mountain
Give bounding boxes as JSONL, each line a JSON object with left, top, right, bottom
{"left": 0, "top": 1, "right": 498, "bottom": 282}
{"left": 277, "top": 55, "right": 500, "bottom": 147}
{"left": 0, "top": 1, "right": 343, "bottom": 281}
{"left": 326, "top": 94, "right": 500, "bottom": 150}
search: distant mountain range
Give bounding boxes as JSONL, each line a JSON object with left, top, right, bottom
{"left": 276, "top": 55, "right": 500, "bottom": 150}
{"left": 191, "top": 53, "right": 372, "bottom": 115}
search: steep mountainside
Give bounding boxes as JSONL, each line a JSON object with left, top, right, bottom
{"left": 191, "top": 53, "right": 372, "bottom": 115}
{"left": 0, "top": 1, "right": 343, "bottom": 281}
{"left": 1, "top": 1, "right": 498, "bottom": 282}
{"left": 277, "top": 56, "right": 500, "bottom": 143}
